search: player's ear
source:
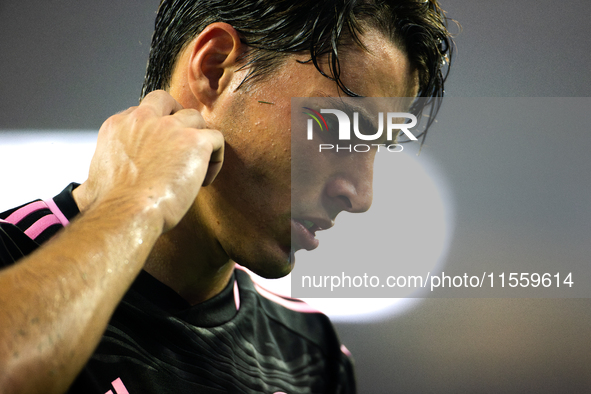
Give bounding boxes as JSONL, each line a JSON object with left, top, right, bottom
{"left": 186, "top": 22, "right": 243, "bottom": 110}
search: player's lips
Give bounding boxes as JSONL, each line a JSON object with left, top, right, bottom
{"left": 291, "top": 217, "right": 333, "bottom": 251}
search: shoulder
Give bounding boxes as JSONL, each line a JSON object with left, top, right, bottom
{"left": 235, "top": 266, "right": 354, "bottom": 354}
{"left": 0, "top": 183, "right": 80, "bottom": 266}
{"left": 0, "top": 200, "right": 50, "bottom": 266}
{"left": 234, "top": 267, "right": 357, "bottom": 392}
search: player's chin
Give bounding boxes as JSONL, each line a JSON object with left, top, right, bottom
{"left": 240, "top": 244, "right": 294, "bottom": 279}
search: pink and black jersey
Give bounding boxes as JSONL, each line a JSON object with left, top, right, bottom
{"left": 0, "top": 184, "right": 356, "bottom": 394}
{"left": 0, "top": 183, "right": 78, "bottom": 264}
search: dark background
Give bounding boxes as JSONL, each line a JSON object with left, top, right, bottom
{"left": 1, "top": 1, "right": 591, "bottom": 392}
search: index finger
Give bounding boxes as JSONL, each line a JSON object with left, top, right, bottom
{"left": 139, "top": 90, "right": 184, "bottom": 116}
{"left": 171, "top": 108, "right": 209, "bottom": 130}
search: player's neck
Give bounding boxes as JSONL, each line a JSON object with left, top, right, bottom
{"left": 143, "top": 212, "right": 235, "bottom": 306}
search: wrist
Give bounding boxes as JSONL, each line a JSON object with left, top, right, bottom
{"left": 77, "top": 187, "right": 167, "bottom": 237}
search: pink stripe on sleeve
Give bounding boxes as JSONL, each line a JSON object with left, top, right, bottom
{"left": 44, "top": 198, "right": 70, "bottom": 226}
{"left": 5, "top": 201, "right": 48, "bottom": 225}
{"left": 24, "top": 215, "right": 61, "bottom": 240}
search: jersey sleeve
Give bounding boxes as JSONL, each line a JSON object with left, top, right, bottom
{"left": 0, "top": 219, "right": 40, "bottom": 267}
{"left": 0, "top": 185, "right": 79, "bottom": 268}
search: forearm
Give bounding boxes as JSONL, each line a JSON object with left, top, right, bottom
{"left": 0, "top": 193, "right": 163, "bottom": 394}
{"left": 0, "top": 90, "right": 224, "bottom": 394}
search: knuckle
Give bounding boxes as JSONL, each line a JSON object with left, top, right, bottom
{"left": 100, "top": 114, "right": 121, "bottom": 134}
{"left": 176, "top": 108, "right": 200, "bottom": 116}
{"left": 175, "top": 109, "right": 207, "bottom": 127}
{"left": 147, "top": 89, "right": 167, "bottom": 98}
{"left": 130, "top": 106, "right": 156, "bottom": 122}
{"left": 158, "top": 115, "right": 181, "bottom": 129}
{"left": 192, "top": 133, "right": 215, "bottom": 153}
{"left": 117, "top": 105, "right": 138, "bottom": 115}
{"left": 142, "top": 89, "right": 166, "bottom": 101}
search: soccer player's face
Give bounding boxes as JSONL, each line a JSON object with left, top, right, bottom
{"left": 196, "top": 29, "right": 419, "bottom": 278}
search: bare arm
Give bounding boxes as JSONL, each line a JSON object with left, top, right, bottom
{"left": 0, "top": 91, "right": 224, "bottom": 394}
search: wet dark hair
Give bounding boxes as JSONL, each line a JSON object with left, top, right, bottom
{"left": 141, "top": 0, "right": 455, "bottom": 141}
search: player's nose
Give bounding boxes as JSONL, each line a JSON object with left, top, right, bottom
{"left": 324, "top": 163, "right": 374, "bottom": 214}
